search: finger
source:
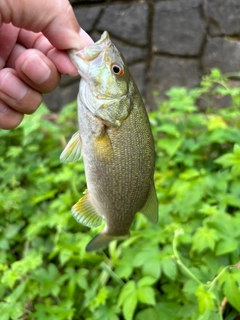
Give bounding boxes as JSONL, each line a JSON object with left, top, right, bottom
{"left": 18, "top": 29, "right": 78, "bottom": 76}
{"left": 5, "top": 42, "right": 25, "bottom": 69}
{"left": 47, "top": 48, "right": 78, "bottom": 75}
{"left": 79, "top": 28, "right": 94, "bottom": 46}
{"left": 17, "top": 29, "right": 52, "bottom": 54}
{"left": 13, "top": 48, "right": 61, "bottom": 93}
{"left": 0, "top": 23, "right": 19, "bottom": 68}
{"left": 7, "top": 45, "right": 61, "bottom": 93}
{"left": 0, "top": 100, "right": 24, "bottom": 130}
{"left": 0, "top": 68, "right": 42, "bottom": 114}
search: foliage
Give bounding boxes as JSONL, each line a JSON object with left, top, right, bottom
{"left": 1, "top": 69, "right": 240, "bottom": 319}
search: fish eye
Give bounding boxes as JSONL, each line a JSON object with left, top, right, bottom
{"left": 111, "top": 64, "right": 124, "bottom": 76}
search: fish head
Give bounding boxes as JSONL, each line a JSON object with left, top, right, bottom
{"left": 69, "top": 31, "right": 132, "bottom": 127}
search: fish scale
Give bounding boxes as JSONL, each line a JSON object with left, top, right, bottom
{"left": 60, "top": 31, "right": 158, "bottom": 251}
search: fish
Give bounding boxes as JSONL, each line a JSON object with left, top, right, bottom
{"left": 60, "top": 31, "right": 158, "bottom": 252}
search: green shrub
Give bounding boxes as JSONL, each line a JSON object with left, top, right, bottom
{"left": 1, "top": 69, "right": 240, "bottom": 319}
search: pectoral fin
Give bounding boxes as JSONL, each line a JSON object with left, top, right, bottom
{"left": 140, "top": 183, "right": 158, "bottom": 223}
{"left": 71, "top": 192, "right": 103, "bottom": 228}
{"left": 93, "top": 131, "right": 114, "bottom": 161}
{"left": 60, "top": 131, "right": 82, "bottom": 163}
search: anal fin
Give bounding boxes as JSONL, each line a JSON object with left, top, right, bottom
{"left": 60, "top": 131, "right": 82, "bottom": 163}
{"left": 71, "top": 192, "right": 103, "bottom": 228}
{"left": 140, "top": 183, "right": 158, "bottom": 223}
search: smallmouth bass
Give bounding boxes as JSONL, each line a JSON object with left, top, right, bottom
{"left": 60, "top": 31, "right": 158, "bottom": 251}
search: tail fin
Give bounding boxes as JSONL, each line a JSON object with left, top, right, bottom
{"left": 86, "top": 232, "right": 128, "bottom": 252}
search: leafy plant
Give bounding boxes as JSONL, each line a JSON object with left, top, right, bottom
{"left": 1, "top": 69, "right": 240, "bottom": 319}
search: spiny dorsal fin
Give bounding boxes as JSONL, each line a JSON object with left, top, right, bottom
{"left": 71, "top": 191, "right": 103, "bottom": 228}
{"left": 60, "top": 131, "right": 82, "bottom": 163}
{"left": 140, "top": 183, "right": 158, "bottom": 223}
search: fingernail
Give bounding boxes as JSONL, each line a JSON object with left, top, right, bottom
{"left": 0, "top": 72, "right": 28, "bottom": 100}
{"left": 21, "top": 55, "right": 51, "bottom": 84}
{"left": 0, "top": 101, "right": 8, "bottom": 113}
{"left": 79, "top": 28, "right": 94, "bottom": 46}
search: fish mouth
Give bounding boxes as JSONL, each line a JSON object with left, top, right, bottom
{"left": 68, "top": 31, "right": 111, "bottom": 79}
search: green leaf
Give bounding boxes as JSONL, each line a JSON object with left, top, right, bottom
{"left": 158, "top": 138, "right": 183, "bottom": 157}
{"left": 195, "top": 285, "right": 216, "bottom": 314}
{"left": 31, "top": 189, "right": 58, "bottom": 204}
{"left": 179, "top": 168, "right": 201, "bottom": 181}
{"left": 182, "top": 279, "right": 199, "bottom": 296}
{"left": 158, "top": 123, "right": 180, "bottom": 137}
{"left": 115, "top": 264, "right": 133, "bottom": 279}
{"left": 192, "top": 227, "right": 220, "bottom": 253}
{"left": 6, "top": 147, "right": 23, "bottom": 159}
{"left": 223, "top": 272, "right": 240, "bottom": 312}
{"left": 137, "top": 286, "right": 155, "bottom": 305}
{"left": 135, "top": 307, "right": 159, "bottom": 320}
{"left": 95, "top": 305, "right": 120, "bottom": 320}
{"left": 2, "top": 251, "right": 42, "bottom": 288}
{"left": 122, "top": 293, "right": 138, "bottom": 320}
{"left": 0, "top": 301, "right": 24, "bottom": 320}
{"left": 155, "top": 301, "right": 181, "bottom": 319}
{"left": 118, "top": 281, "right": 136, "bottom": 307}
{"left": 142, "top": 260, "right": 161, "bottom": 280}
{"left": 216, "top": 238, "right": 238, "bottom": 255}
{"left": 161, "top": 257, "right": 177, "bottom": 280}
{"left": 5, "top": 282, "right": 26, "bottom": 303}
{"left": 215, "top": 144, "right": 240, "bottom": 177}
{"left": 137, "top": 276, "right": 156, "bottom": 287}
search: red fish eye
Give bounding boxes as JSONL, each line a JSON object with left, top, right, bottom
{"left": 112, "top": 64, "right": 124, "bottom": 76}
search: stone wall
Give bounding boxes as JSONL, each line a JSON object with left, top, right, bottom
{"left": 43, "top": 0, "right": 240, "bottom": 112}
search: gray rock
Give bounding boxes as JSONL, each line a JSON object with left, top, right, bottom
{"left": 204, "top": 0, "right": 240, "bottom": 36}
{"left": 112, "top": 38, "right": 147, "bottom": 65}
{"left": 91, "top": 31, "right": 147, "bottom": 65}
{"left": 153, "top": 0, "right": 205, "bottom": 56}
{"left": 97, "top": 2, "right": 149, "bottom": 45}
{"left": 129, "top": 63, "right": 146, "bottom": 97}
{"left": 74, "top": 6, "right": 102, "bottom": 32}
{"left": 197, "top": 91, "right": 233, "bottom": 110}
{"left": 150, "top": 56, "right": 201, "bottom": 96}
{"left": 202, "top": 37, "right": 240, "bottom": 74}
{"left": 82, "top": 30, "right": 147, "bottom": 75}
{"left": 89, "top": 31, "right": 103, "bottom": 42}
{"left": 43, "top": 77, "right": 79, "bottom": 112}
{"left": 60, "top": 75, "right": 80, "bottom": 86}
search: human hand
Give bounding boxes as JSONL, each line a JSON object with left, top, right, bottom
{"left": 0, "top": 0, "right": 93, "bottom": 129}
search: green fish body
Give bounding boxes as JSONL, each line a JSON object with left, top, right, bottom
{"left": 61, "top": 31, "right": 158, "bottom": 251}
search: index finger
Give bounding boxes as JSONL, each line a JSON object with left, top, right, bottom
{"left": 0, "top": 23, "right": 19, "bottom": 68}
{"left": 17, "top": 29, "right": 78, "bottom": 75}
